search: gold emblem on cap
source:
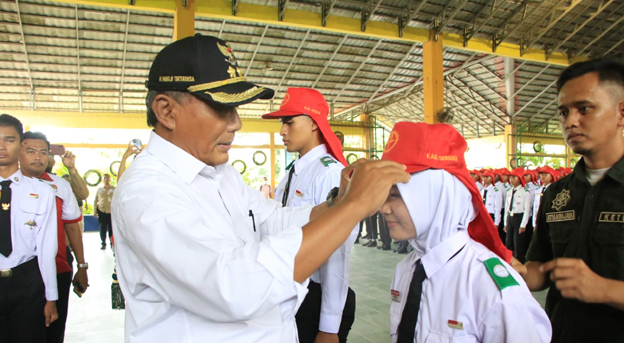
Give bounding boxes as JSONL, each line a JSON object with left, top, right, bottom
{"left": 384, "top": 131, "right": 399, "bottom": 153}
{"left": 218, "top": 41, "right": 243, "bottom": 78}
{"left": 206, "top": 86, "right": 266, "bottom": 104}
{"left": 281, "top": 92, "right": 290, "bottom": 106}
{"left": 2, "top": 203, "right": 9, "bottom": 211}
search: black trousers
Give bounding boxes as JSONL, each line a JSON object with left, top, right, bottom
{"left": 365, "top": 212, "right": 378, "bottom": 240}
{"left": 295, "top": 281, "right": 356, "bottom": 343}
{"left": 497, "top": 208, "right": 506, "bottom": 245}
{"left": 98, "top": 209, "right": 113, "bottom": 245}
{"left": 378, "top": 213, "right": 391, "bottom": 247}
{"left": 505, "top": 214, "right": 533, "bottom": 264}
{"left": 45, "top": 271, "right": 72, "bottom": 343}
{"left": 0, "top": 258, "right": 46, "bottom": 343}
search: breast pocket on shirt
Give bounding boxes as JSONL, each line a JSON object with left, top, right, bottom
{"left": 425, "top": 331, "right": 478, "bottom": 343}
{"left": 19, "top": 197, "right": 47, "bottom": 238}
{"left": 594, "top": 223, "right": 624, "bottom": 262}
{"left": 290, "top": 189, "right": 313, "bottom": 207}
{"left": 548, "top": 223, "right": 573, "bottom": 257}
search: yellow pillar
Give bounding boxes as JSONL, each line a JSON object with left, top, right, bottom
{"left": 173, "top": 0, "right": 195, "bottom": 41}
{"left": 423, "top": 30, "right": 444, "bottom": 124}
{"left": 505, "top": 124, "right": 516, "bottom": 169}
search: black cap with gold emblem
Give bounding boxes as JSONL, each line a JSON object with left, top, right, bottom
{"left": 146, "top": 34, "right": 274, "bottom": 107}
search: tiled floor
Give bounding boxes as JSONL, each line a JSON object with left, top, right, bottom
{"left": 65, "top": 233, "right": 547, "bottom": 343}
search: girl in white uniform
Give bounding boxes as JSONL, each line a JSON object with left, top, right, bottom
{"left": 380, "top": 122, "right": 552, "bottom": 343}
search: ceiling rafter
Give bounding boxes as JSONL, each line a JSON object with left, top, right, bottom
{"left": 244, "top": 25, "right": 269, "bottom": 77}
{"left": 514, "top": 78, "right": 557, "bottom": 117}
{"left": 447, "top": 75, "right": 506, "bottom": 124}
{"left": 119, "top": 9, "right": 131, "bottom": 113}
{"left": 366, "top": 41, "right": 418, "bottom": 102}
{"left": 445, "top": 86, "right": 499, "bottom": 132}
{"left": 361, "top": 0, "right": 384, "bottom": 32}
{"left": 332, "top": 38, "right": 383, "bottom": 112}
{"left": 311, "top": 34, "right": 348, "bottom": 88}
{"left": 446, "top": 80, "right": 506, "bottom": 131}
{"left": 546, "top": 0, "right": 616, "bottom": 59}
{"left": 521, "top": 0, "right": 581, "bottom": 55}
{"left": 15, "top": 0, "right": 35, "bottom": 110}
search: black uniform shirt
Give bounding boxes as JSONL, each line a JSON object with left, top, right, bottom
{"left": 527, "top": 154, "right": 624, "bottom": 343}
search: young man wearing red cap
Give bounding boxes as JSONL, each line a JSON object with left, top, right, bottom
{"left": 482, "top": 170, "right": 504, "bottom": 229}
{"left": 381, "top": 122, "right": 550, "bottom": 343}
{"left": 111, "top": 35, "right": 409, "bottom": 343}
{"left": 263, "top": 87, "right": 357, "bottom": 343}
{"left": 469, "top": 170, "right": 484, "bottom": 192}
{"left": 504, "top": 168, "right": 533, "bottom": 263}
{"left": 516, "top": 59, "right": 624, "bottom": 343}
{"left": 531, "top": 166, "right": 557, "bottom": 229}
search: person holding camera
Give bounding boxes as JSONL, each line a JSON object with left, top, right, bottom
{"left": 20, "top": 131, "right": 89, "bottom": 343}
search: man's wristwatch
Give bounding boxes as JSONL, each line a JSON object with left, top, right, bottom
{"left": 326, "top": 187, "right": 340, "bottom": 207}
{"left": 77, "top": 263, "right": 89, "bottom": 270}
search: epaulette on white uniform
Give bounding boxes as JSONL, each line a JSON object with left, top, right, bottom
{"left": 319, "top": 156, "right": 338, "bottom": 167}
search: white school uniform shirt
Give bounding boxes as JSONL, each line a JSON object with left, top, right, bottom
{"left": 504, "top": 185, "right": 532, "bottom": 228}
{"left": 0, "top": 170, "right": 58, "bottom": 300}
{"left": 275, "top": 144, "right": 358, "bottom": 333}
{"left": 532, "top": 184, "right": 550, "bottom": 228}
{"left": 40, "top": 173, "right": 82, "bottom": 223}
{"left": 112, "top": 131, "right": 313, "bottom": 343}
{"left": 389, "top": 230, "right": 551, "bottom": 343}
{"left": 482, "top": 184, "right": 503, "bottom": 226}
{"left": 475, "top": 181, "right": 484, "bottom": 192}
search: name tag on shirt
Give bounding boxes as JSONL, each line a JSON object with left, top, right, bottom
{"left": 598, "top": 212, "right": 624, "bottom": 223}
{"left": 546, "top": 210, "right": 575, "bottom": 223}
{"left": 448, "top": 320, "right": 464, "bottom": 330}
{"left": 391, "top": 289, "right": 401, "bottom": 302}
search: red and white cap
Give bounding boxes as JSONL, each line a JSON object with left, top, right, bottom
{"left": 262, "top": 87, "right": 347, "bottom": 166}
{"left": 381, "top": 122, "right": 512, "bottom": 263}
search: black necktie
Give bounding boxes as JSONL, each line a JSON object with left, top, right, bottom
{"left": 0, "top": 180, "right": 12, "bottom": 257}
{"left": 509, "top": 189, "right": 517, "bottom": 213}
{"left": 397, "top": 259, "right": 427, "bottom": 343}
{"left": 483, "top": 189, "right": 488, "bottom": 205}
{"left": 281, "top": 164, "right": 295, "bottom": 207}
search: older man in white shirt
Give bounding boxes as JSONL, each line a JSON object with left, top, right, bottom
{"left": 112, "top": 34, "right": 409, "bottom": 343}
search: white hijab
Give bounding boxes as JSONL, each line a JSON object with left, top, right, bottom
{"left": 397, "top": 169, "right": 476, "bottom": 256}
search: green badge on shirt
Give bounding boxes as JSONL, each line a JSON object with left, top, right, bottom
{"left": 484, "top": 258, "right": 519, "bottom": 290}
{"left": 320, "top": 156, "right": 337, "bottom": 167}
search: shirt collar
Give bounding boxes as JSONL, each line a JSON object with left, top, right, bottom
{"left": 572, "top": 155, "right": 624, "bottom": 186}
{"left": 40, "top": 172, "right": 53, "bottom": 182}
{"left": 2, "top": 169, "right": 25, "bottom": 185}
{"left": 421, "top": 230, "right": 469, "bottom": 279}
{"left": 293, "top": 144, "right": 328, "bottom": 175}
{"left": 146, "top": 131, "right": 210, "bottom": 184}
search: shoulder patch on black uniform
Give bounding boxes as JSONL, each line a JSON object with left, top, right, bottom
{"left": 320, "top": 156, "right": 337, "bottom": 167}
{"left": 484, "top": 258, "right": 519, "bottom": 290}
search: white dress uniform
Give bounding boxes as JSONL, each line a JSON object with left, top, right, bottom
{"left": 531, "top": 184, "right": 550, "bottom": 228}
{"left": 482, "top": 184, "right": 503, "bottom": 226}
{"left": 40, "top": 173, "right": 82, "bottom": 224}
{"left": 275, "top": 144, "right": 358, "bottom": 333}
{"left": 112, "top": 132, "right": 314, "bottom": 343}
{"left": 504, "top": 185, "right": 532, "bottom": 228}
{"left": 389, "top": 231, "right": 551, "bottom": 343}
{"left": 0, "top": 170, "right": 58, "bottom": 300}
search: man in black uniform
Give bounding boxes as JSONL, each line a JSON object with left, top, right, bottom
{"left": 515, "top": 59, "right": 624, "bottom": 343}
